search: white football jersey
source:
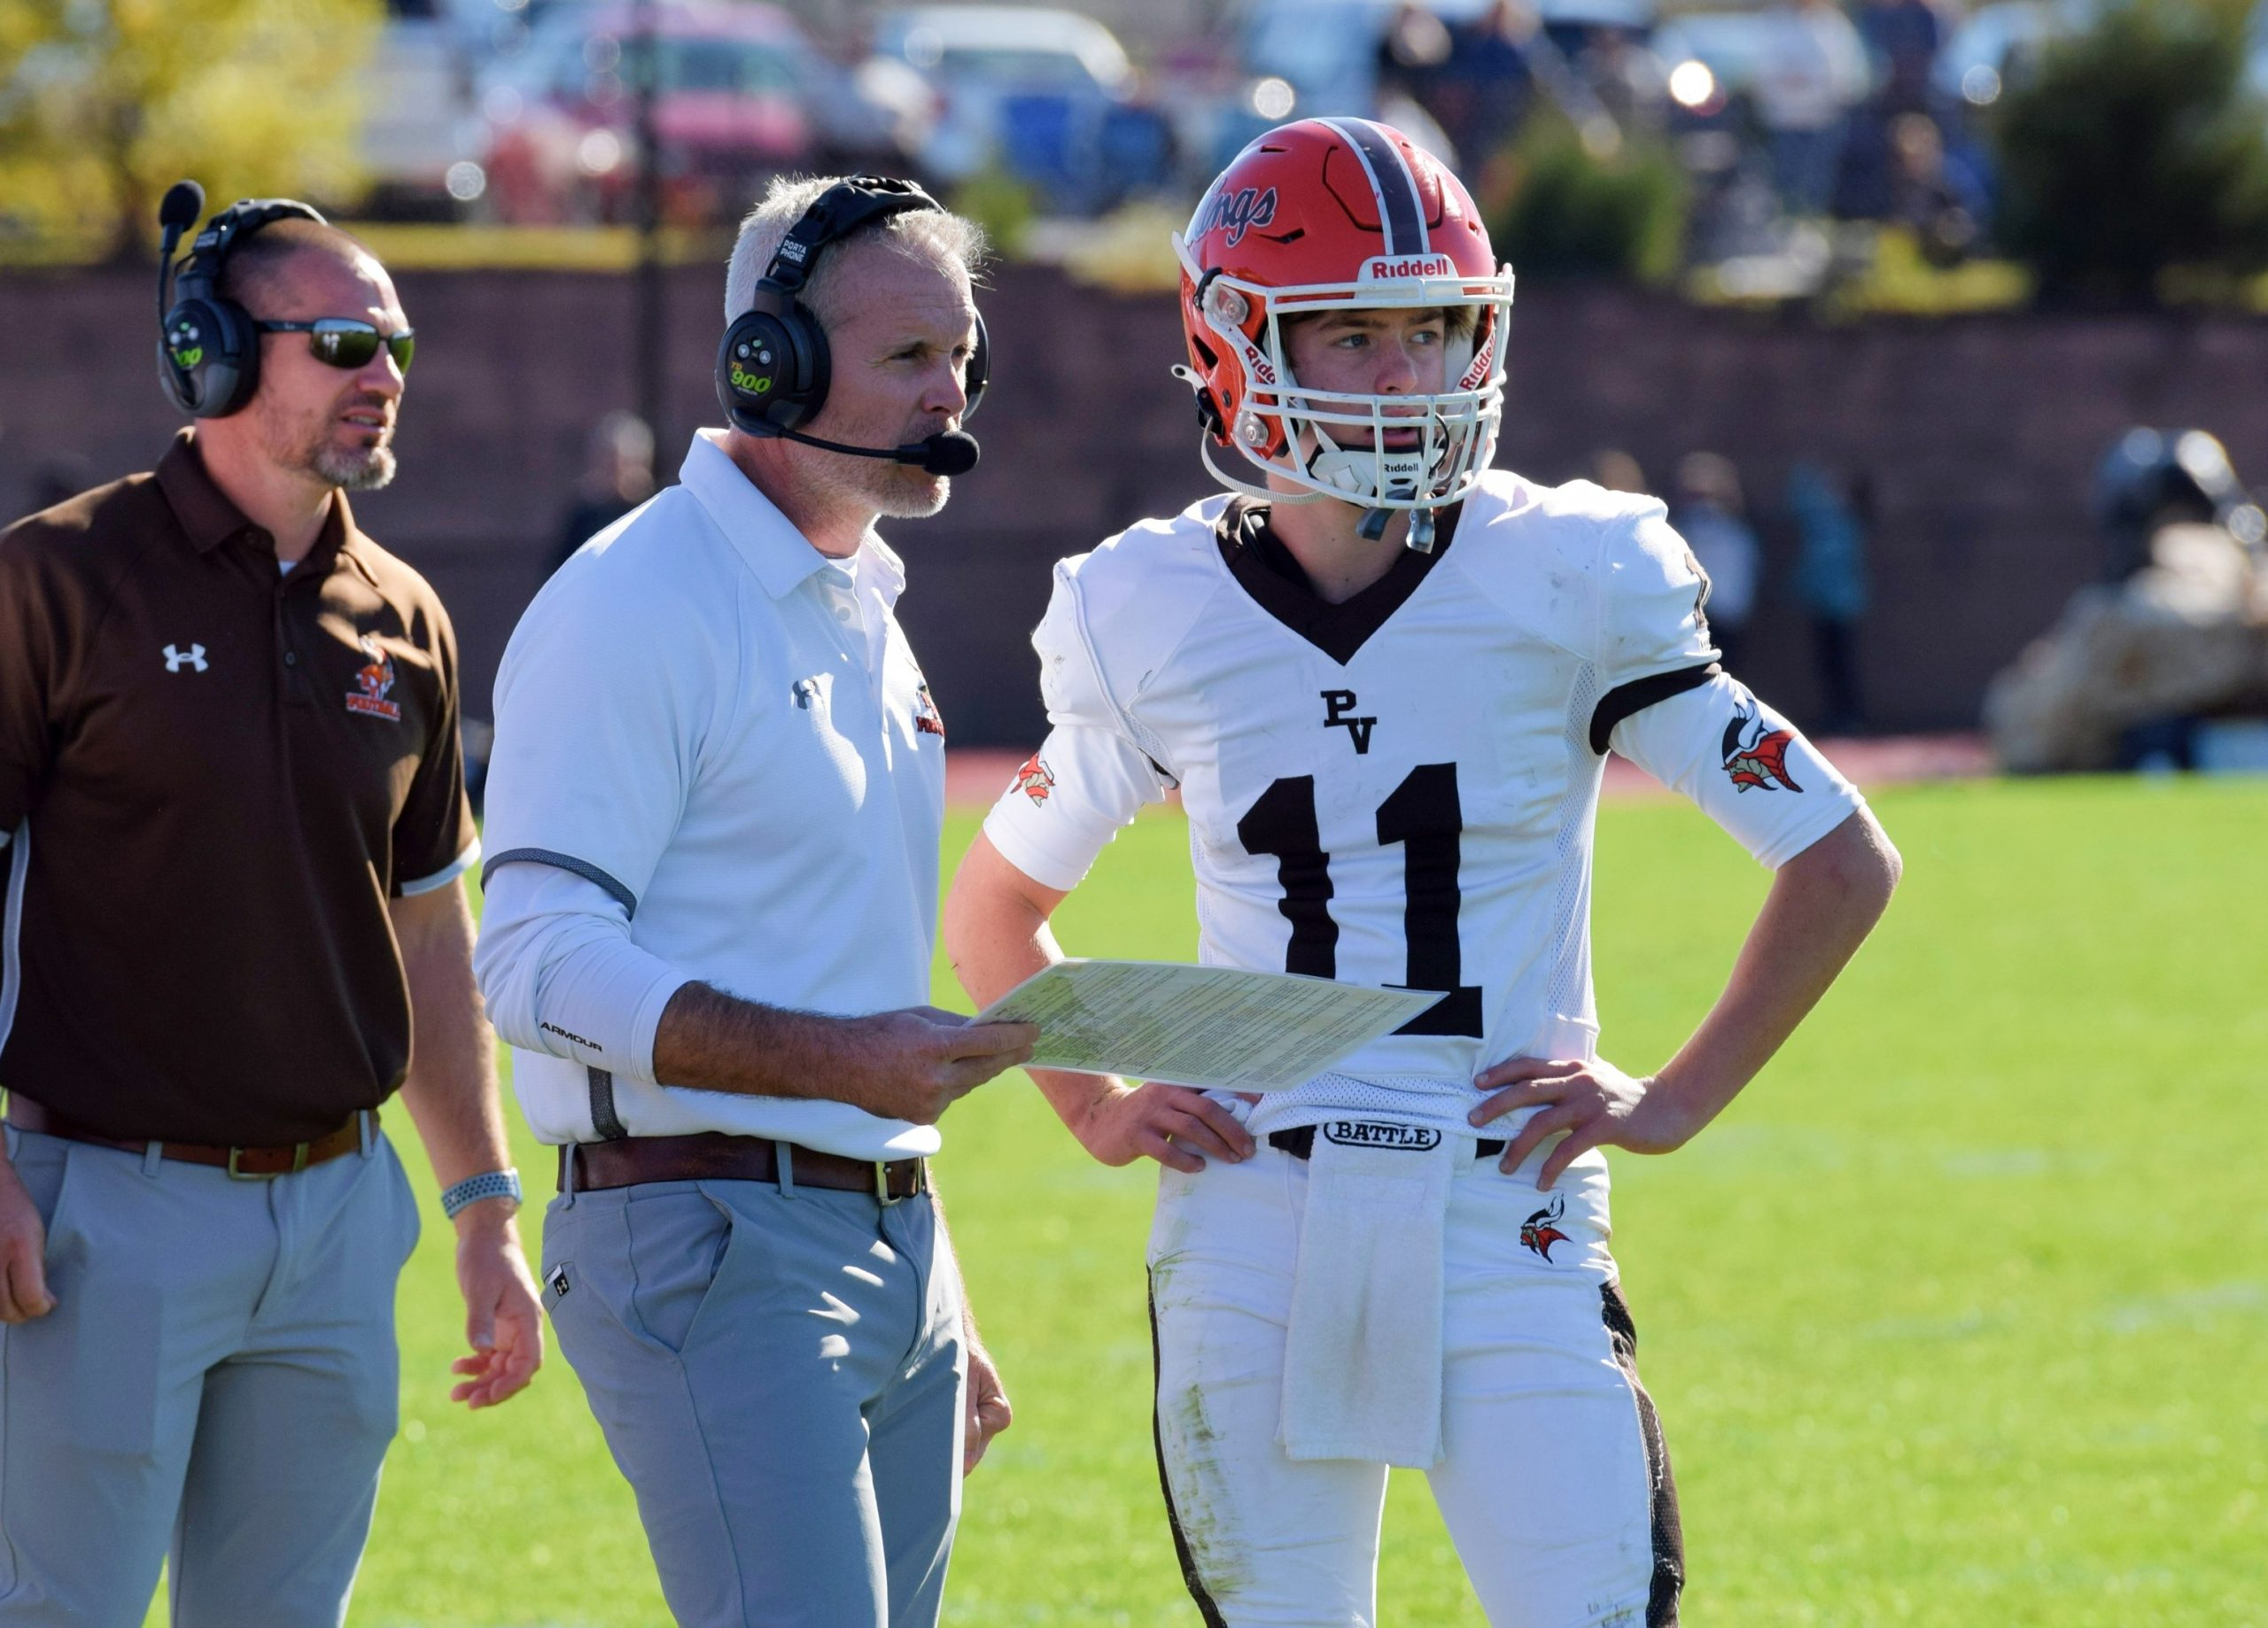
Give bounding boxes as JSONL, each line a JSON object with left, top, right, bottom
{"left": 983, "top": 471, "right": 1866, "bottom": 1137}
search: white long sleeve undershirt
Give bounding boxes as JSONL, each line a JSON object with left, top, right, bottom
{"left": 471, "top": 859, "right": 691, "bottom": 1082}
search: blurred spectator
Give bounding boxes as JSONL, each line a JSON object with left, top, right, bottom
{"left": 1887, "top": 112, "right": 1983, "bottom": 265}
{"left": 1432, "top": 1, "right": 1538, "bottom": 177}
{"left": 1377, "top": 3, "right": 1455, "bottom": 108}
{"left": 1789, "top": 461, "right": 1870, "bottom": 732}
{"left": 1673, "top": 453, "right": 1761, "bottom": 674}
{"left": 1592, "top": 448, "right": 1649, "bottom": 494}
{"left": 1578, "top": 27, "right": 1671, "bottom": 136}
{"left": 2093, "top": 427, "right": 2256, "bottom": 583}
{"left": 1753, "top": 0, "right": 1870, "bottom": 217}
{"left": 551, "top": 410, "right": 656, "bottom": 572}
{"left": 1856, "top": 0, "right": 1946, "bottom": 117}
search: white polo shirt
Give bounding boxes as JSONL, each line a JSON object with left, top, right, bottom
{"left": 474, "top": 430, "right": 949, "bottom": 1159}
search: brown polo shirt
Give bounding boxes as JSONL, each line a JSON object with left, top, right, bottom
{"left": 0, "top": 431, "right": 477, "bottom": 1143}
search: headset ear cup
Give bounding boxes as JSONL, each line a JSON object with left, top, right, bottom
{"left": 715, "top": 303, "right": 831, "bottom": 434}
{"left": 159, "top": 294, "right": 260, "bottom": 418}
{"left": 717, "top": 310, "right": 792, "bottom": 434}
{"left": 160, "top": 297, "right": 217, "bottom": 413}
{"left": 786, "top": 311, "right": 828, "bottom": 432}
{"left": 960, "top": 309, "right": 990, "bottom": 423}
{"left": 197, "top": 298, "right": 259, "bottom": 418}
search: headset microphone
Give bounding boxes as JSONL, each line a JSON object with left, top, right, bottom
{"left": 155, "top": 180, "right": 206, "bottom": 322}
{"left": 770, "top": 427, "right": 981, "bottom": 477}
{"left": 158, "top": 179, "right": 205, "bottom": 242}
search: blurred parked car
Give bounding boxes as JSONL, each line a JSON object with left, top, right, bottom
{"left": 874, "top": 5, "right": 1174, "bottom": 213}
{"left": 474, "top": 0, "right": 924, "bottom": 225}
{"left": 361, "top": 9, "right": 486, "bottom": 218}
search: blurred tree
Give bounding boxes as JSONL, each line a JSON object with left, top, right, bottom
{"left": 1489, "top": 114, "right": 1688, "bottom": 284}
{"left": 949, "top": 167, "right": 1037, "bottom": 262}
{"left": 0, "top": 0, "right": 383, "bottom": 262}
{"left": 1994, "top": 0, "right": 2268, "bottom": 304}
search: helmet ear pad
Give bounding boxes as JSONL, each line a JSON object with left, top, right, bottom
{"left": 714, "top": 294, "right": 829, "bottom": 436}
{"left": 159, "top": 291, "right": 260, "bottom": 418}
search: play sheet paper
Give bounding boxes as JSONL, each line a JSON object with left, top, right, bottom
{"left": 975, "top": 959, "right": 1442, "bottom": 1093}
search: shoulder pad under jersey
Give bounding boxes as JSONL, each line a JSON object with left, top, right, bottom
{"left": 1593, "top": 491, "right": 1717, "bottom": 688}
{"left": 1449, "top": 472, "right": 1664, "bottom": 662}
{"left": 1034, "top": 496, "right": 1233, "bottom": 735}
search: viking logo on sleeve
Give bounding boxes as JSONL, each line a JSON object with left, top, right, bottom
{"left": 1013, "top": 752, "right": 1055, "bottom": 804}
{"left": 1519, "top": 1195, "right": 1571, "bottom": 1261}
{"left": 344, "top": 635, "right": 402, "bottom": 721}
{"left": 913, "top": 683, "right": 945, "bottom": 738}
{"left": 1721, "top": 703, "right": 1801, "bottom": 793}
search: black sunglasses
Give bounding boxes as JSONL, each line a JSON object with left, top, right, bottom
{"left": 254, "top": 318, "right": 416, "bottom": 373}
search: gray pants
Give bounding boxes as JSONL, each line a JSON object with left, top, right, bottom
{"left": 542, "top": 1167, "right": 966, "bottom": 1628}
{"left": 0, "top": 1120, "right": 418, "bottom": 1628}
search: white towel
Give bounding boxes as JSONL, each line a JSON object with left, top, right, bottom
{"left": 1277, "top": 1120, "right": 1456, "bottom": 1468}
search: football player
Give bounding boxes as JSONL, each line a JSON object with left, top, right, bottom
{"left": 945, "top": 118, "right": 1900, "bottom": 1627}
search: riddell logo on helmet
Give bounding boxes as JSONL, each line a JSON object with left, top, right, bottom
{"left": 1362, "top": 254, "right": 1456, "bottom": 280}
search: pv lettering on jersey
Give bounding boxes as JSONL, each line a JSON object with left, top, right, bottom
{"left": 1321, "top": 1120, "right": 1442, "bottom": 1151}
{"left": 1321, "top": 689, "right": 1376, "bottom": 755}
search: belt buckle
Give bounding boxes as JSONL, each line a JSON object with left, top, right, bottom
{"left": 227, "top": 1141, "right": 309, "bottom": 1181}
{"left": 872, "top": 1156, "right": 928, "bottom": 1206}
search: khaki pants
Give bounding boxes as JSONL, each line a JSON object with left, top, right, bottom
{"left": 541, "top": 1170, "right": 967, "bottom": 1628}
{"left": 0, "top": 1121, "right": 419, "bottom": 1628}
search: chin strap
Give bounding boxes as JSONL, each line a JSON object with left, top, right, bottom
{"left": 1355, "top": 506, "right": 1440, "bottom": 553}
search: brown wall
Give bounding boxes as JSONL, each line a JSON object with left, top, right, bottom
{"left": 5, "top": 262, "right": 2264, "bottom": 746}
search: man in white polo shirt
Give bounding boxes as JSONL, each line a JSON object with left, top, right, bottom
{"left": 472, "top": 175, "right": 1036, "bottom": 1628}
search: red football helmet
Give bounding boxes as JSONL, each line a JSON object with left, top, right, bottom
{"left": 1174, "top": 118, "right": 1515, "bottom": 531}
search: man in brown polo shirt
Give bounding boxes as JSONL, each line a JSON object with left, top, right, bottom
{"left": 0, "top": 203, "right": 540, "bottom": 1628}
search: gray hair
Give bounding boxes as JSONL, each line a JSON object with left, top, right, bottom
{"left": 724, "top": 174, "right": 987, "bottom": 329}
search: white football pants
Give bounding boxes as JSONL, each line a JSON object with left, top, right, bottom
{"left": 1146, "top": 1136, "right": 1682, "bottom": 1628}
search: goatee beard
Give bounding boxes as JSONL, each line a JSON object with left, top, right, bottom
{"left": 310, "top": 441, "right": 397, "bottom": 492}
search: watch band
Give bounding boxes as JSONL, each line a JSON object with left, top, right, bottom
{"left": 439, "top": 1167, "right": 523, "bottom": 1219}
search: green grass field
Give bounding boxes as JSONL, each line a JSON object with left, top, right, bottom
{"left": 191, "top": 777, "right": 2266, "bottom": 1626}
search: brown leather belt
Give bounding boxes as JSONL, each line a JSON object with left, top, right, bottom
{"left": 5, "top": 1096, "right": 374, "bottom": 1179}
{"left": 561, "top": 1132, "right": 928, "bottom": 1203}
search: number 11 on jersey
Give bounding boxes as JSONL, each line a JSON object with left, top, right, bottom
{"left": 1235, "top": 762, "right": 1484, "bottom": 1037}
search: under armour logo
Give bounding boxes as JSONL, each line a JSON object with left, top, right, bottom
{"left": 1322, "top": 689, "right": 1375, "bottom": 754}
{"left": 792, "top": 678, "right": 821, "bottom": 709}
{"left": 162, "top": 643, "right": 208, "bottom": 673}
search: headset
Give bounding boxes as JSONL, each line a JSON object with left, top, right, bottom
{"left": 154, "top": 180, "right": 330, "bottom": 418}
{"left": 713, "top": 175, "right": 988, "bottom": 477}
